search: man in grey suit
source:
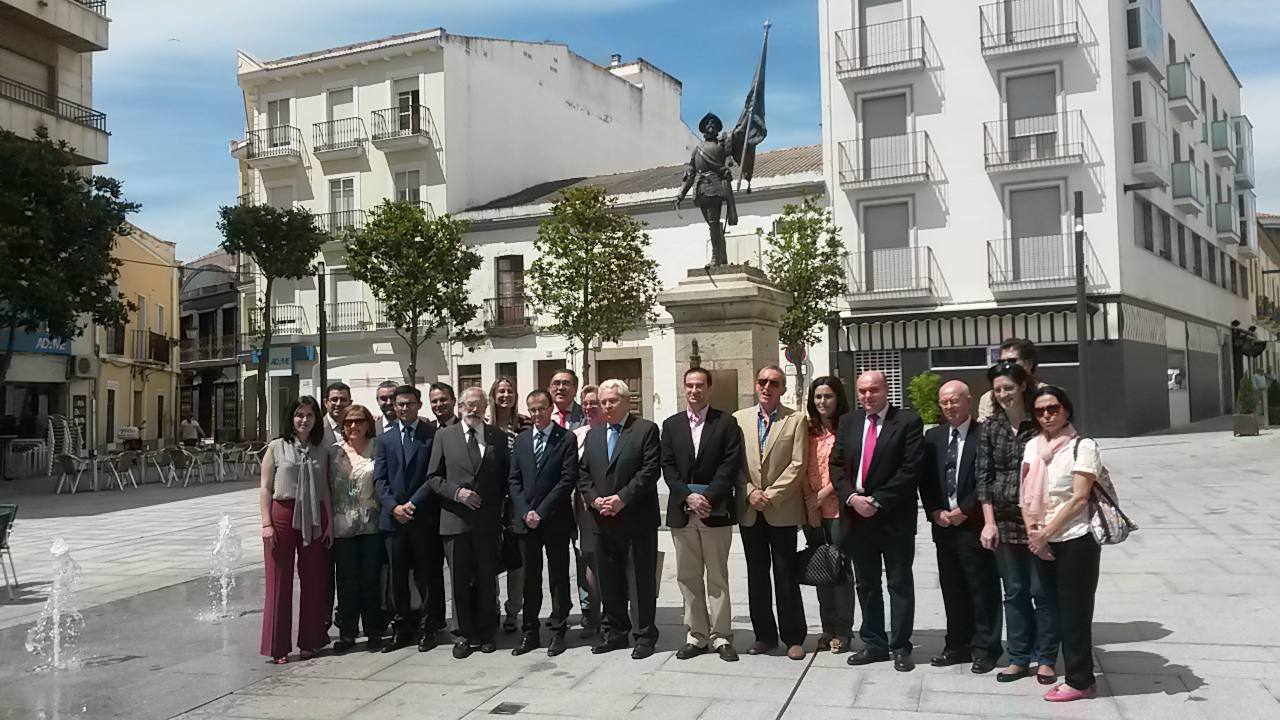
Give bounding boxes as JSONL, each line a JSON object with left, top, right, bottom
{"left": 578, "top": 378, "right": 662, "bottom": 659}
{"left": 425, "top": 387, "right": 512, "bottom": 658}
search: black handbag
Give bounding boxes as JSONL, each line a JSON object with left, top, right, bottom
{"left": 795, "top": 541, "right": 851, "bottom": 587}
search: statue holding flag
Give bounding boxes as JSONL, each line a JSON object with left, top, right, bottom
{"left": 675, "top": 20, "right": 770, "bottom": 267}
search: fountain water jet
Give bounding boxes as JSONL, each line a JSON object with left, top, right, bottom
{"left": 25, "top": 537, "right": 84, "bottom": 671}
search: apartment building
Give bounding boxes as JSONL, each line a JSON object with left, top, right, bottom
{"left": 231, "top": 28, "right": 695, "bottom": 436}
{"left": 817, "top": 0, "right": 1257, "bottom": 435}
{"left": 179, "top": 251, "right": 240, "bottom": 442}
{"left": 1253, "top": 215, "right": 1280, "bottom": 377}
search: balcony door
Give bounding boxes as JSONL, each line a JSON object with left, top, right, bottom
{"left": 861, "top": 93, "right": 908, "bottom": 181}
{"left": 322, "top": 88, "right": 355, "bottom": 148}
{"left": 1005, "top": 71, "right": 1058, "bottom": 162}
{"left": 858, "top": 0, "right": 906, "bottom": 68}
{"left": 393, "top": 77, "right": 421, "bottom": 134}
{"left": 266, "top": 99, "right": 290, "bottom": 148}
{"left": 495, "top": 255, "right": 525, "bottom": 326}
{"left": 862, "top": 201, "right": 911, "bottom": 292}
{"left": 329, "top": 178, "right": 356, "bottom": 231}
{"left": 329, "top": 271, "right": 364, "bottom": 331}
{"left": 1009, "top": 186, "right": 1063, "bottom": 281}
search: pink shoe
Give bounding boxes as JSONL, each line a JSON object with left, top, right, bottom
{"left": 1044, "top": 683, "right": 1097, "bottom": 702}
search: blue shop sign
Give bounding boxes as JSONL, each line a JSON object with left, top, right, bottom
{"left": 247, "top": 345, "right": 317, "bottom": 367}
{"left": 0, "top": 330, "right": 72, "bottom": 355}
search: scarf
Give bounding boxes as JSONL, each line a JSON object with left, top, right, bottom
{"left": 289, "top": 440, "right": 323, "bottom": 546}
{"left": 1020, "top": 423, "right": 1078, "bottom": 527}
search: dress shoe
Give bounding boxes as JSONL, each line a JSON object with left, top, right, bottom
{"left": 747, "top": 640, "right": 778, "bottom": 655}
{"left": 513, "top": 634, "right": 540, "bottom": 656}
{"left": 893, "top": 651, "right": 915, "bottom": 672}
{"left": 930, "top": 649, "right": 972, "bottom": 667}
{"left": 787, "top": 645, "right": 806, "bottom": 660}
{"left": 592, "top": 638, "right": 628, "bottom": 655}
{"left": 1043, "top": 683, "right": 1096, "bottom": 702}
{"left": 452, "top": 641, "right": 473, "bottom": 659}
{"left": 479, "top": 641, "right": 497, "bottom": 654}
{"left": 382, "top": 634, "right": 414, "bottom": 653}
{"left": 1037, "top": 666, "right": 1059, "bottom": 685}
{"left": 365, "top": 636, "right": 385, "bottom": 653}
{"left": 547, "top": 634, "right": 567, "bottom": 657}
{"left": 996, "top": 666, "right": 1034, "bottom": 683}
{"left": 417, "top": 635, "right": 438, "bottom": 652}
{"left": 631, "top": 644, "right": 655, "bottom": 660}
{"left": 847, "top": 648, "right": 891, "bottom": 666}
{"left": 675, "top": 643, "right": 708, "bottom": 660}
{"left": 971, "top": 656, "right": 998, "bottom": 674}
{"left": 816, "top": 633, "right": 833, "bottom": 651}
{"left": 503, "top": 615, "right": 518, "bottom": 633}
{"left": 715, "top": 644, "right": 739, "bottom": 662}
{"left": 333, "top": 638, "right": 356, "bottom": 654}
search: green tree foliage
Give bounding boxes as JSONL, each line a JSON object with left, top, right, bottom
{"left": 0, "top": 128, "right": 139, "bottom": 385}
{"left": 345, "top": 200, "right": 479, "bottom": 385}
{"left": 527, "top": 186, "right": 660, "bottom": 383}
{"left": 907, "top": 372, "right": 943, "bottom": 424}
{"left": 1236, "top": 375, "right": 1257, "bottom": 415}
{"left": 218, "top": 203, "right": 326, "bottom": 439}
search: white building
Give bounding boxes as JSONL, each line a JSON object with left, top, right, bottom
{"left": 230, "top": 28, "right": 696, "bottom": 435}
{"left": 817, "top": 0, "right": 1257, "bottom": 435}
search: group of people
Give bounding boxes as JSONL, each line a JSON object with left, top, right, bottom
{"left": 258, "top": 338, "right": 1106, "bottom": 703}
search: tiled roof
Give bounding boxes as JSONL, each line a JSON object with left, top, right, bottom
{"left": 470, "top": 144, "right": 822, "bottom": 211}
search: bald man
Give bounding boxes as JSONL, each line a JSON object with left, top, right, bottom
{"left": 831, "top": 371, "right": 925, "bottom": 671}
{"left": 920, "top": 381, "right": 1002, "bottom": 674}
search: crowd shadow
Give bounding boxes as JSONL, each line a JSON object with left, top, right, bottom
{"left": 1093, "top": 621, "right": 1206, "bottom": 697}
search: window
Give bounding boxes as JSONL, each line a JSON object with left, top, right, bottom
{"left": 266, "top": 99, "right": 291, "bottom": 148}
{"left": 1220, "top": 250, "right": 1229, "bottom": 289}
{"left": 1230, "top": 259, "right": 1239, "bottom": 294}
{"left": 1204, "top": 162, "right": 1212, "bottom": 228}
{"left": 392, "top": 77, "right": 422, "bottom": 133}
{"left": 1159, "top": 211, "right": 1172, "bottom": 259}
{"left": 1199, "top": 78, "right": 1207, "bottom": 120}
{"left": 861, "top": 201, "right": 913, "bottom": 290}
{"left": 1131, "top": 81, "right": 1142, "bottom": 117}
{"left": 1176, "top": 223, "right": 1187, "bottom": 268}
{"left": 105, "top": 388, "right": 116, "bottom": 443}
{"left": 1172, "top": 130, "right": 1181, "bottom": 162}
{"left": 1241, "top": 266, "right": 1249, "bottom": 297}
{"left": 1167, "top": 34, "right": 1177, "bottom": 63}
{"left": 137, "top": 294, "right": 147, "bottom": 334}
{"left": 1206, "top": 244, "right": 1217, "bottom": 283}
{"left": 157, "top": 304, "right": 165, "bottom": 336}
{"left": 458, "top": 364, "right": 482, "bottom": 390}
{"left": 1135, "top": 197, "right": 1154, "bottom": 251}
{"left": 496, "top": 362, "right": 517, "bottom": 387}
{"left": 328, "top": 177, "right": 355, "bottom": 215}
{"left": 393, "top": 169, "right": 421, "bottom": 203}
{"left": 494, "top": 255, "right": 526, "bottom": 326}
{"left": 1192, "top": 235, "right": 1203, "bottom": 276}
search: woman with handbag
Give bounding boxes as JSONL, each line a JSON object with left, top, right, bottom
{"left": 802, "top": 376, "right": 854, "bottom": 653}
{"left": 489, "top": 377, "right": 533, "bottom": 633}
{"left": 976, "top": 361, "right": 1060, "bottom": 685}
{"left": 1023, "top": 386, "right": 1103, "bottom": 702}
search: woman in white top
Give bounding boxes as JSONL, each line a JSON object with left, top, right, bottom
{"left": 1021, "top": 386, "right": 1102, "bottom": 703}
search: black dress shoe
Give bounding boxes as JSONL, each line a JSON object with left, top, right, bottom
{"left": 480, "top": 641, "right": 497, "bottom": 654}
{"left": 365, "top": 636, "right": 385, "bottom": 653}
{"left": 747, "top": 640, "right": 778, "bottom": 655}
{"left": 513, "top": 634, "right": 540, "bottom": 656}
{"left": 971, "top": 656, "right": 998, "bottom": 674}
{"left": 592, "top": 638, "right": 628, "bottom": 655}
{"left": 893, "top": 651, "right": 915, "bottom": 672}
{"left": 631, "top": 644, "right": 655, "bottom": 660}
{"left": 675, "top": 643, "right": 708, "bottom": 660}
{"left": 847, "top": 648, "right": 890, "bottom": 666}
{"left": 578, "top": 624, "right": 600, "bottom": 640}
{"left": 547, "top": 634, "right": 567, "bottom": 657}
{"left": 930, "top": 649, "right": 972, "bottom": 667}
{"left": 418, "top": 635, "right": 438, "bottom": 652}
{"left": 333, "top": 638, "right": 356, "bottom": 654}
{"left": 382, "top": 634, "right": 414, "bottom": 653}
{"left": 716, "top": 645, "right": 740, "bottom": 662}
{"left": 452, "top": 641, "right": 473, "bottom": 659}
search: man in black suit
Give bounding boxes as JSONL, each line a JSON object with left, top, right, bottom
{"left": 662, "top": 367, "right": 742, "bottom": 662}
{"left": 508, "top": 389, "right": 578, "bottom": 657}
{"left": 831, "top": 370, "right": 925, "bottom": 672}
{"left": 425, "top": 387, "right": 511, "bottom": 658}
{"left": 921, "top": 380, "right": 1002, "bottom": 674}
{"left": 428, "top": 382, "right": 459, "bottom": 430}
{"left": 578, "top": 378, "right": 661, "bottom": 659}
{"left": 374, "top": 384, "right": 446, "bottom": 653}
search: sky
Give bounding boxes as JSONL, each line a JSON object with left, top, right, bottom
{"left": 93, "top": 0, "right": 1279, "bottom": 262}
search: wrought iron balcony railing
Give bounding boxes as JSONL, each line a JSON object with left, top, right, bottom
{"left": 844, "top": 246, "right": 943, "bottom": 299}
{"left": 313, "top": 117, "right": 367, "bottom": 154}
{"left": 246, "top": 126, "right": 303, "bottom": 160}
{"left": 983, "top": 110, "right": 1089, "bottom": 171}
{"left": 0, "top": 74, "right": 107, "bottom": 133}
{"left": 987, "top": 234, "right": 1102, "bottom": 291}
{"left": 371, "top": 104, "right": 434, "bottom": 143}
{"left": 838, "top": 131, "right": 938, "bottom": 188}
{"left": 979, "top": 0, "right": 1083, "bottom": 55}
{"left": 833, "top": 16, "right": 935, "bottom": 79}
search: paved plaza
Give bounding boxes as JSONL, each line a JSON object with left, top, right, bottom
{"left": 1, "top": 426, "right": 1279, "bottom": 719}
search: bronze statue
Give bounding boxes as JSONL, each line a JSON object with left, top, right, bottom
{"left": 675, "top": 113, "right": 738, "bottom": 266}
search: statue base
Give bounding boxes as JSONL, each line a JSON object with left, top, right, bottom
{"left": 658, "top": 265, "right": 793, "bottom": 411}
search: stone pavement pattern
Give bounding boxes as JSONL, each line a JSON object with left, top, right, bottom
{"left": 1, "top": 429, "right": 1279, "bottom": 719}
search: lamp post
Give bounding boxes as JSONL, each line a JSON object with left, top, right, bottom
{"left": 1073, "top": 191, "right": 1088, "bottom": 431}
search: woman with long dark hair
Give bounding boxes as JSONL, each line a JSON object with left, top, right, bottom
{"left": 329, "top": 404, "right": 385, "bottom": 653}
{"left": 489, "top": 377, "right": 532, "bottom": 633}
{"left": 801, "top": 375, "right": 855, "bottom": 653}
{"left": 260, "top": 396, "right": 332, "bottom": 663}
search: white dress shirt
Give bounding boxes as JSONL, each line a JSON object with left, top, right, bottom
{"left": 944, "top": 418, "right": 972, "bottom": 510}
{"left": 688, "top": 404, "right": 708, "bottom": 457}
{"left": 464, "top": 418, "right": 487, "bottom": 458}
{"left": 853, "top": 404, "right": 887, "bottom": 494}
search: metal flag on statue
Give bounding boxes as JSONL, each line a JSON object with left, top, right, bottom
{"left": 732, "top": 20, "right": 770, "bottom": 192}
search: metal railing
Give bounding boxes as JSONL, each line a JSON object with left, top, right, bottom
{"left": 326, "top": 301, "right": 372, "bottom": 333}
{"left": 246, "top": 126, "right": 303, "bottom": 160}
{"left": 484, "top": 296, "right": 532, "bottom": 330}
{"left": 838, "top": 131, "right": 936, "bottom": 188}
{"left": 180, "top": 337, "right": 239, "bottom": 362}
{"left": 128, "top": 330, "right": 171, "bottom": 364}
{"left": 371, "top": 104, "right": 434, "bottom": 142}
{"left": 0, "top": 74, "right": 108, "bottom": 133}
{"left": 74, "top": 0, "right": 107, "bottom": 14}
{"left": 1171, "top": 161, "right": 1205, "bottom": 206}
{"left": 987, "top": 234, "right": 1100, "bottom": 289}
{"left": 247, "top": 305, "right": 310, "bottom": 335}
{"left": 844, "top": 247, "right": 941, "bottom": 298}
{"left": 104, "top": 326, "right": 125, "bottom": 355}
{"left": 313, "top": 117, "right": 367, "bottom": 153}
{"left": 983, "top": 110, "right": 1088, "bottom": 170}
{"left": 313, "top": 209, "right": 364, "bottom": 236}
{"left": 833, "top": 17, "right": 934, "bottom": 78}
{"left": 979, "top": 0, "right": 1082, "bottom": 53}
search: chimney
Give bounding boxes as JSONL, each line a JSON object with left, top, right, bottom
{"left": 609, "top": 53, "right": 622, "bottom": 67}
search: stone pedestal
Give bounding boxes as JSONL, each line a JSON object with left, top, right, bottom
{"left": 658, "top": 265, "right": 792, "bottom": 411}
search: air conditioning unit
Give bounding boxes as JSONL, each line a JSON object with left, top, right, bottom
{"left": 70, "top": 355, "right": 99, "bottom": 378}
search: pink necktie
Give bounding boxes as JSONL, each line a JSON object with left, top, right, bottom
{"left": 860, "top": 414, "right": 879, "bottom": 484}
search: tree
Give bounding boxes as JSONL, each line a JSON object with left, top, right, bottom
{"left": 217, "top": 203, "right": 326, "bottom": 440}
{"left": 0, "top": 128, "right": 139, "bottom": 386}
{"left": 345, "top": 200, "right": 480, "bottom": 385}
{"left": 527, "top": 186, "right": 660, "bottom": 384}
{"left": 907, "top": 372, "right": 942, "bottom": 424}
{"left": 761, "top": 195, "right": 846, "bottom": 394}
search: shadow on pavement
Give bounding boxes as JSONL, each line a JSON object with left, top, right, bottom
{"left": 0, "top": 477, "right": 257, "bottom": 519}
{"left": 1094, "top": 621, "right": 1206, "bottom": 696}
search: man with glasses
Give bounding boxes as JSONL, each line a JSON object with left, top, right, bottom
{"left": 322, "top": 381, "right": 353, "bottom": 448}
{"left": 733, "top": 364, "right": 809, "bottom": 660}
{"left": 978, "top": 338, "right": 1044, "bottom": 421}
{"left": 548, "top": 369, "right": 585, "bottom": 430}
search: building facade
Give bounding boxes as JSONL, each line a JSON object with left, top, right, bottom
{"left": 817, "top": 0, "right": 1257, "bottom": 435}
{"left": 1252, "top": 214, "right": 1280, "bottom": 377}
{"left": 179, "top": 251, "right": 240, "bottom": 442}
{"left": 230, "top": 28, "right": 696, "bottom": 437}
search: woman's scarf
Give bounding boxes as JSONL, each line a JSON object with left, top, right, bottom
{"left": 290, "top": 441, "right": 323, "bottom": 546}
{"left": 1020, "top": 423, "right": 1078, "bottom": 527}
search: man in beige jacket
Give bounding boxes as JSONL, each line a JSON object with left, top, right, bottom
{"left": 734, "top": 364, "right": 809, "bottom": 659}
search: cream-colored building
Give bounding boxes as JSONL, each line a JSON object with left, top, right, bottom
{"left": 1253, "top": 214, "right": 1280, "bottom": 376}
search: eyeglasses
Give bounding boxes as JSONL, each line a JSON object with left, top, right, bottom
{"left": 756, "top": 378, "right": 782, "bottom": 389}
{"left": 342, "top": 419, "right": 367, "bottom": 426}
{"left": 1034, "top": 403, "right": 1063, "bottom": 417}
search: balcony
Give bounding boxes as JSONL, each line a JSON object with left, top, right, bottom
{"left": 1209, "top": 119, "right": 1235, "bottom": 169}
{"left": 1238, "top": 190, "right": 1258, "bottom": 259}
{"left": 984, "top": 110, "right": 1089, "bottom": 172}
{"left": 987, "top": 234, "right": 1102, "bottom": 297}
{"left": 1130, "top": 118, "right": 1170, "bottom": 187}
{"left": 371, "top": 105, "right": 436, "bottom": 152}
{"left": 837, "top": 131, "right": 937, "bottom": 190}
{"left": 0, "top": 74, "right": 108, "bottom": 165}
{"left": 247, "top": 305, "right": 310, "bottom": 336}
{"left": 844, "top": 247, "right": 944, "bottom": 308}
{"left": 325, "top": 301, "right": 373, "bottom": 333}
{"left": 979, "top": 0, "right": 1084, "bottom": 57}
{"left": 129, "top": 330, "right": 173, "bottom": 365}
{"left": 313, "top": 209, "right": 364, "bottom": 237}
{"left": 483, "top": 296, "right": 533, "bottom": 337}
{"left": 1171, "top": 161, "right": 1205, "bottom": 215}
{"left": 1233, "top": 115, "right": 1255, "bottom": 189}
{"left": 1167, "top": 62, "right": 1199, "bottom": 124}
{"left": 180, "top": 337, "right": 239, "bottom": 364}
{"left": 0, "top": 0, "right": 109, "bottom": 53}
{"left": 833, "top": 17, "right": 935, "bottom": 81}
{"left": 244, "top": 126, "right": 303, "bottom": 169}
{"left": 1125, "top": 0, "right": 1165, "bottom": 79}
{"left": 312, "top": 117, "right": 367, "bottom": 160}
{"left": 1215, "top": 203, "right": 1239, "bottom": 244}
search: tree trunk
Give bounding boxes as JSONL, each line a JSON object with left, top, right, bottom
{"left": 0, "top": 321, "right": 15, "bottom": 389}
{"left": 256, "top": 278, "right": 273, "bottom": 441}
{"left": 405, "top": 324, "right": 419, "bottom": 386}
{"left": 581, "top": 340, "right": 591, "bottom": 386}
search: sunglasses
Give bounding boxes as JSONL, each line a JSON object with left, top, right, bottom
{"left": 756, "top": 378, "right": 782, "bottom": 389}
{"left": 342, "top": 418, "right": 367, "bottom": 426}
{"left": 1034, "top": 403, "right": 1063, "bottom": 417}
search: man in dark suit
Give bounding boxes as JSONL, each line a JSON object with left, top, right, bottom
{"left": 831, "top": 370, "right": 925, "bottom": 672}
{"left": 549, "top": 369, "right": 585, "bottom": 430}
{"left": 425, "top": 386, "right": 511, "bottom": 658}
{"left": 662, "top": 367, "right": 742, "bottom": 662}
{"left": 508, "top": 389, "right": 578, "bottom": 657}
{"left": 578, "top": 378, "right": 661, "bottom": 659}
{"left": 921, "top": 380, "right": 1002, "bottom": 674}
{"left": 428, "top": 382, "right": 459, "bottom": 430}
{"left": 374, "top": 384, "right": 446, "bottom": 653}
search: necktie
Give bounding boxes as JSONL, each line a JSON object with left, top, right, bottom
{"left": 860, "top": 414, "right": 879, "bottom": 486}
{"left": 554, "top": 410, "right": 566, "bottom": 428}
{"left": 945, "top": 427, "right": 959, "bottom": 503}
{"left": 466, "top": 428, "right": 481, "bottom": 467}
{"left": 401, "top": 424, "right": 411, "bottom": 446}
{"left": 533, "top": 429, "right": 546, "bottom": 467}
{"left": 607, "top": 423, "right": 622, "bottom": 461}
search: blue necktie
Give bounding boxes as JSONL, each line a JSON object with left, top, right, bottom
{"left": 533, "top": 429, "right": 546, "bottom": 467}
{"left": 401, "top": 424, "right": 411, "bottom": 446}
{"left": 607, "top": 423, "right": 622, "bottom": 461}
